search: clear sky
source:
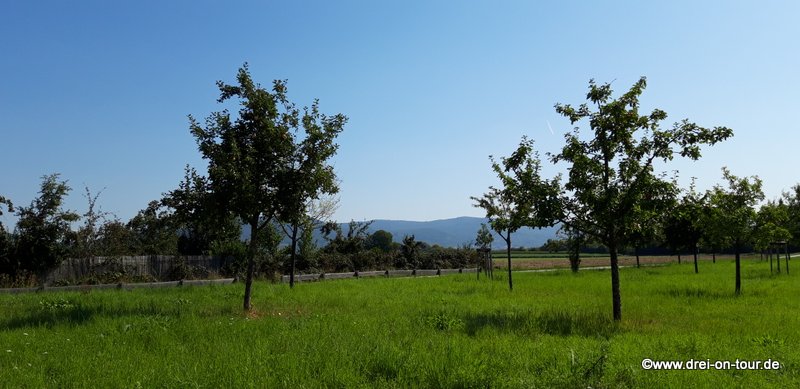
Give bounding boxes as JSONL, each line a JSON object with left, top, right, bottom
{"left": 1, "top": 1, "right": 798, "bottom": 227}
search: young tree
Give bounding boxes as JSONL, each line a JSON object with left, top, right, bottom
{"left": 475, "top": 223, "right": 494, "bottom": 250}
{"left": 782, "top": 185, "right": 800, "bottom": 248}
{"left": 550, "top": 77, "right": 732, "bottom": 320}
{"left": 475, "top": 223, "right": 494, "bottom": 278}
{"left": 13, "top": 174, "right": 80, "bottom": 278}
{"left": 70, "top": 186, "right": 113, "bottom": 276}
{"left": 707, "top": 168, "right": 764, "bottom": 294}
{"left": 282, "top": 101, "right": 344, "bottom": 283}
{"left": 190, "top": 64, "right": 345, "bottom": 310}
{"left": 400, "top": 235, "right": 424, "bottom": 269}
{"left": 663, "top": 185, "right": 707, "bottom": 273}
{"left": 754, "top": 199, "right": 791, "bottom": 273}
{"left": 294, "top": 195, "right": 341, "bottom": 272}
{"left": 73, "top": 187, "right": 107, "bottom": 255}
{"left": 472, "top": 137, "right": 559, "bottom": 291}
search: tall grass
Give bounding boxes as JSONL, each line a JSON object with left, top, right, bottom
{"left": 0, "top": 257, "right": 798, "bottom": 387}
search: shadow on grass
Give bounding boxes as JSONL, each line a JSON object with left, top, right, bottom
{"left": 662, "top": 286, "right": 729, "bottom": 299}
{"left": 661, "top": 286, "right": 765, "bottom": 299}
{"left": 463, "top": 309, "right": 618, "bottom": 338}
{"left": 1, "top": 298, "right": 179, "bottom": 330}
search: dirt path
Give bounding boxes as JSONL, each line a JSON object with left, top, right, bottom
{"left": 501, "top": 255, "right": 738, "bottom": 271}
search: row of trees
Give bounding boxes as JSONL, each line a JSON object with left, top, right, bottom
{"left": 0, "top": 172, "right": 478, "bottom": 287}
{"left": 473, "top": 77, "right": 796, "bottom": 321}
{"left": 1, "top": 64, "right": 481, "bottom": 309}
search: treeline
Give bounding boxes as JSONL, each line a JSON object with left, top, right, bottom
{"left": 534, "top": 182, "right": 800, "bottom": 259}
{"left": 0, "top": 175, "right": 477, "bottom": 287}
{"left": 471, "top": 77, "right": 799, "bottom": 321}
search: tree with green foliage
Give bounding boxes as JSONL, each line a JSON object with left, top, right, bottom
{"left": 321, "top": 220, "right": 373, "bottom": 255}
{"left": 475, "top": 223, "right": 494, "bottom": 278}
{"left": 13, "top": 174, "right": 80, "bottom": 278}
{"left": 475, "top": 223, "right": 494, "bottom": 250}
{"left": 190, "top": 64, "right": 345, "bottom": 309}
{"left": 472, "top": 136, "right": 559, "bottom": 291}
{"left": 293, "top": 196, "right": 341, "bottom": 272}
{"left": 561, "top": 225, "right": 584, "bottom": 273}
{"left": 367, "top": 229, "right": 395, "bottom": 252}
{"left": 754, "top": 199, "right": 791, "bottom": 273}
{"left": 126, "top": 201, "right": 178, "bottom": 255}
{"left": 72, "top": 187, "right": 108, "bottom": 258}
{"left": 162, "top": 166, "right": 241, "bottom": 256}
{"left": 0, "top": 195, "right": 14, "bottom": 275}
{"left": 0, "top": 195, "right": 13, "bottom": 221}
{"left": 782, "top": 184, "right": 800, "bottom": 248}
{"left": 95, "top": 219, "right": 135, "bottom": 257}
{"left": 400, "top": 235, "right": 424, "bottom": 269}
{"left": 707, "top": 167, "right": 764, "bottom": 294}
{"left": 550, "top": 77, "right": 732, "bottom": 320}
{"left": 279, "top": 100, "right": 345, "bottom": 288}
{"left": 663, "top": 184, "right": 707, "bottom": 273}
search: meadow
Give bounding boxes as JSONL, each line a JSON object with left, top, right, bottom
{"left": 0, "top": 257, "right": 798, "bottom": 388}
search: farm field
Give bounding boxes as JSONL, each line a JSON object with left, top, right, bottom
{"left": 492, "top": 252, "right": 733, "bottom": 271}
{"left": 1, "top": 257, "right": 798, "bottom": 387}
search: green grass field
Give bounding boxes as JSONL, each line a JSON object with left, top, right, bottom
{"left": 1, "top": 257, "right": 798, "bottom": 388}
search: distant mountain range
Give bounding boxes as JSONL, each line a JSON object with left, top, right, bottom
{"left": 245, "top": 216, "right": 560, "bottom": 248}
{"left": 366, "top": 217, "right": 560, "bottom": 248}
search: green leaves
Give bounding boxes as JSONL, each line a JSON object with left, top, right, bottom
{"left": 472, "top": 137, "right": 559, "bottom": 238}
{"left": 551, "top": 78, "right": 731, "bottom": 246}
{"left": 13, "top": 174, "right": 80, "bottom": 274}
{"left": 707, "top": 167, "right": 765, "bottom": 247}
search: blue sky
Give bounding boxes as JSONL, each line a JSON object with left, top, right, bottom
{"left": 1, "top": 1, "right": 798, "bottom": 227}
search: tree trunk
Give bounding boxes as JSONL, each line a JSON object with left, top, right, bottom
{"left": 610, "top": 241, "right": 621, "bottom": 321}
{"left": 734, "top": 242, "right": 741, "bottom": 295}
{"left": 693, "top": 245, "right": 698, "bottom": 274}
{"left": 770, "top": 247, "right": 773, "bottom": 273}
{"left": 635, "top": 246, "right": 640, "bottom": 269}
{"left": 777, "top": 246, "right": 781, "bottom": 273}
{"left": 289, "top": 224, "right": 298, "bottom": 288}
{"left": 477, "top": 254, "right": 481, "bottom": 280}
{"left": 786, "top": 244, "right": 790, "bottom": 275}
{"left": 243, "top": 219, "right": 259, "bottom": 311}
{"left": 506, "top": 231, "right": 513, "bottom": 291}
{"left": 678, "top": 253, "right": 681, "bottom": 264}
{"left": 489, "top": 250, "right": 494, "bottom": 280}
{"left": 712, "top": 252, "right": 716, "bottom": 264}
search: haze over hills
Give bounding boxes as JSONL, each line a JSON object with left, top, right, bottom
{"left": 366, "top": 217, "right": 559, "bottom": 248}
{"left": 245, "top": 216, "right": 560, "bottom": 248}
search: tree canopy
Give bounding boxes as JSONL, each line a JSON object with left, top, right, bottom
{"left": 550, "top": 77, "right": 732, "bottom": 320}
{"left": 189, "top": 63, "right": 345, "bottom": 309}
{"left": 707, "top": 167, "right": 764, "bottom": 294}
{"left": 12, "top": 174, "right": 80, "bottom": 277}
{"left": 472, "top": 136, "right": 559, "bottom": 290}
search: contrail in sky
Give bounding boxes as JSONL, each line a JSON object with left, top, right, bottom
{"left": 546, "top": 120, "right": 554, "bottom": 135}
